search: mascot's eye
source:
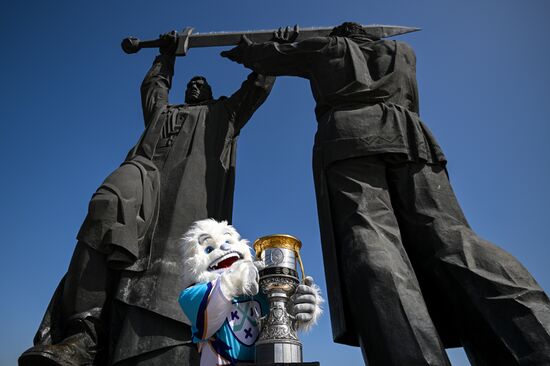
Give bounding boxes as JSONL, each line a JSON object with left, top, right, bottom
{"left": 204, "top": 246, "right": 214, "bottom": 254}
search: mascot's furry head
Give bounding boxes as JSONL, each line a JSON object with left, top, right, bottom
{"left": 181, "top": 219, "right": 253, "bottom": 286}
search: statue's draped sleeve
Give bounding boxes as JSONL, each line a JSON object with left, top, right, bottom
{"left": 141, "top": 54, "right": 175, "bottom": 127}
{"left": 223, "top": 72, "right": 275, "bottom": 133}
{"left": 236, "top": 38, "right": 333, "bottom": 78}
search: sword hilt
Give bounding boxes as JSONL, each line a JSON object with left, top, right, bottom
{"left": 121, "top": 37, "right": 161, "bottom": 54}
{"left": 121, "top": 28, "right": 194, "bottom": 56}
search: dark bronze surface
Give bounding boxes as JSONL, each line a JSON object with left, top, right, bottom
{"left": 222, "top": 21, "right": 550, "bottom": 366}
{"left": 19, "top": 33, "right": 274, "bottom": 366}
{"left": 121, "top": 24, "right": 420, "bottom": 56}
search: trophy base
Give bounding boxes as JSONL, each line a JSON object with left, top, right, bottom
{"left": 255, "top": 341, "right": 303, "bottom": 364}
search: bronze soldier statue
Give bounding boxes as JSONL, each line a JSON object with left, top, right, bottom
{"left": 20, "top": 32, "right": 274, "bottom": 366}
{"left": 222, "top": 22, "right": 550, "bottom": 365}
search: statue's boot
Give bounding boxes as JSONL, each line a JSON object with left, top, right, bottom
{"left": 19, "top": 242, "right": 112, "bottom": 366}
{"left": 19, "top": 311, "right": 101, "bottom": 366}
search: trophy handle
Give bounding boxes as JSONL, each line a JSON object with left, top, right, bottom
{"left": 255, "top": 305, "right": 266, "bottom": 331}
{"left": 296, "top": 251, "right": 306, "bottom": 280}
{"left": 257, "top": 315, "right": 264, "bottom": 331}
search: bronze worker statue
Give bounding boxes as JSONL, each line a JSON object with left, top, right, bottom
{"left": 222, "top": 21, "right": 550, "bottom": 365}
{"left": 19, "top": 32, "right": 275, "bottom": 366}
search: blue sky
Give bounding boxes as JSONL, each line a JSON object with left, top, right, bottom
{"left": 1, "top": 0, "right": 549, "bottom": 364}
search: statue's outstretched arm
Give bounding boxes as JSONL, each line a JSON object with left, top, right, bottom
{"left": 224, "top": 72, "right": 275, "bottom": 132}
{"left": 140, "top": 32, "right": 179, "bottom": 127}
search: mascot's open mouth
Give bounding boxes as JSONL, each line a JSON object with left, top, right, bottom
{"left": 208, "top": 251, "right": 242, "bottom": 271}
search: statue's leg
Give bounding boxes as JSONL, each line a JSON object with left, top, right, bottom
{"left": 113, "top": 344, "right": 200, "bottom": 366}
{"left": 326, "top": 156, "right": 450, "bottom": 366}
{"left": 109, "top": 304, "right": 199, "bottom": 366}
{"left": 20, "top": 162, "right": 149, "bottom": 366}
{"left": 19, "top": 242, "right": 113, "bottom": 366}
{"left": 388, "top": 162, "right": 550, "bottom": 365}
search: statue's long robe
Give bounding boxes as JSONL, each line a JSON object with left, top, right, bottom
{"left": 39, "top": 54, "right": 274, "bottom": 364}
{"left": 227, "top": 35, "right": 550, "bottom": 365}
{"left": 232, "top": 36, "right": 447, "bottom": 345}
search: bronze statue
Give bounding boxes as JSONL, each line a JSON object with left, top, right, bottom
{"left": 222, "top": 22, "right": 550, "bottom": 365}
{"left": 19, "top": 32, "right": 274, "bottom": 366}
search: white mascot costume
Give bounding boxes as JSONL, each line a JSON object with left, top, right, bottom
{"left": 178, "top": 219, "right": 322, "bottom": 366}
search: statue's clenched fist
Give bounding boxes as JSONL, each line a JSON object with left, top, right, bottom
{"left": 159, "top": 30, "right": 178, "bottom": 55}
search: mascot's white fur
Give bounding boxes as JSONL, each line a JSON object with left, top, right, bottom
{"left": 178, "top": 219, "right": 322, "bottom": 366}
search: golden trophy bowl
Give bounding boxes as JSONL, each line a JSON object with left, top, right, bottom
{"left": 254, "top": 234, "right": 305, "bottom": 279}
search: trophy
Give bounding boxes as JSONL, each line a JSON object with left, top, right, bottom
{"left": 253, "top": 234, "right": 308, "bottom": 364}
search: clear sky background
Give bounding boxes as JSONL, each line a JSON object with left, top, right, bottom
{"left": 1, "top": 0, "right": 549, "bottom": 365}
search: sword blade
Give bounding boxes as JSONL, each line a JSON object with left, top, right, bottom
{"left": 187, "top": 24, "right": 420, "bottom": 48}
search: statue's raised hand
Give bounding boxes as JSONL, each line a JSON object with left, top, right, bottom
{"left": 159, "top": 30, "right": 178, "bottom": 55}
{"left": 272, "top": 25, "right": 299, "bottom": 43}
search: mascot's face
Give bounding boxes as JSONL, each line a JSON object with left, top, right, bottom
{"left": 181, "top": 219, "right": 252, "bottom": 285}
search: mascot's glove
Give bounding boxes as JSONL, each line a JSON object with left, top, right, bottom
{"left": 290, "top": 276, "right": 323, "bottom": 332}
{"left": 253, "top": 259, "right": 266, "bottom": 271}
{"left": 220, "top": 260, "right": 259, "bottom": 299}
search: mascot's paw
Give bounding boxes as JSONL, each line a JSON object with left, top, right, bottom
{"left": 253, "top": 259, "right": 267, "bottom": 271}
{"left": 220, "top": 260, "right": 259, "bottom": 298}
{"left": 291, "top": 276, "right": 324, "bottom": 332}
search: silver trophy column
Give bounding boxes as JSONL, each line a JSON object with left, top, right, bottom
{"left": 254, "top": 235, "right": 305, "bottom": 364}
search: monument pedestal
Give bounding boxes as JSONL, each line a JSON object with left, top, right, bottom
{"left": 244, "top": 363, "right": 320, "bottom": 366}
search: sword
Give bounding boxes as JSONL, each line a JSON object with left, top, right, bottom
{"left": 121, "top": 24, "right": 420, "bottom": 56}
